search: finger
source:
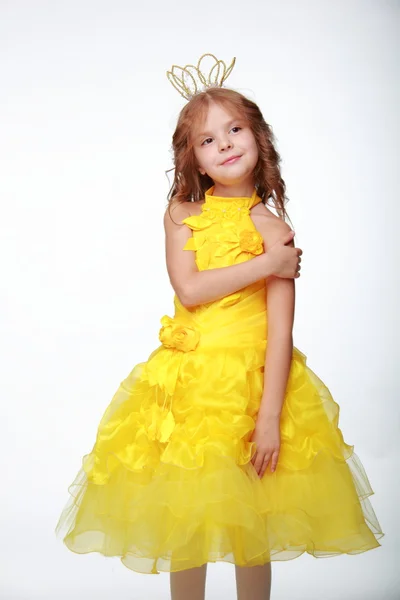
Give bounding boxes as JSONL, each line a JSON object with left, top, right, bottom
{"left": 283, "top": 230, "right": 295, "bottom": 245}
{"left": 260, "top": 455, "right": 271, "bottom": 478}
{"left": 259, "top": 454, "right": 270, "bottom": 477}
{"left": 296, "top": 248, "right": 303, "bottom": 256}
{"left": 253, "top": 453, "right": 265, "bottom": 476}
{"left": 270, "top": 451, "right": 280, "bottom": 473}
{"left": 257, "top": 453, "right": 271, "bottom": 476}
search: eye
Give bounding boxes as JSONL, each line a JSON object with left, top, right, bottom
{"left": 200, "top": 126, "right": 241, "bottom": 146}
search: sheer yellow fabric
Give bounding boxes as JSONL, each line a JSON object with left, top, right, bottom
{"left": 55, "top": 186, "right": 383, "bottom": 574}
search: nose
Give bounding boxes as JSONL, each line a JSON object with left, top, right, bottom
{"left": 219, "top": 138, "right": 232, "bottom": 152}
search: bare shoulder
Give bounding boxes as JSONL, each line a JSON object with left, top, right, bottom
{"left": 163, "top": 199, "right": 190, "bottom": 229}
{"left": 250, "top": 202, "right": 293, "bottom": 248}
{"left": 163, "top": 199, "right": 203, "bottom": 230}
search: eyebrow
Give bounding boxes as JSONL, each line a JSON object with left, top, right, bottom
{"left": 196, "top": 118, "right": 243, "bottom": 140}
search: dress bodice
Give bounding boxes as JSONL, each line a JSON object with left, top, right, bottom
{"left": 181, "top": 185, "right": 265, "bottom": 273}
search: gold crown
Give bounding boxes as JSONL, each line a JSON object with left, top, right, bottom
{"left": 166, "top": 53, "right": 236, "bottom": 101}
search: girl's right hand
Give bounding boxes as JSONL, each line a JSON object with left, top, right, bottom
{"left": 265, "top": 230, "right": 302, "bottom": 279}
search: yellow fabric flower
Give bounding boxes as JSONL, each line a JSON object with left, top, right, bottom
{"left": 239, "top": 230, "right": 264, "bottom": 255}
{"left": 223, "top": 205, "right": 250, "bottom": 221}
{"left": 159, "top": 315, "right": 200, "bottom": 352}
{"left": 200, "top": 206, "right": 220, "bottom": 220}
{"left": 181, "top": 214, "right": 213, "bottom": 230}
{"left": 214, "top": 228, "right": 264, "bottom": 259}
{"left": 201, "top": 204, "right": 250, "bottom": 222}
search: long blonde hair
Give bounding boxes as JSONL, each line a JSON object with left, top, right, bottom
{"left": 166, "top": 87, "right": 290, "bottom": 223}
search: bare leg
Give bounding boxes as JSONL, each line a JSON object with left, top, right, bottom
{"left": 235, "top": 563, "right": 272, "bottom": 600}
{"left": 170, "top": 563, "right": 208, "bottom": 600}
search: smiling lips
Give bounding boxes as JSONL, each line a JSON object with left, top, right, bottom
{"left": 221, "top": 155, "right": 241, "bottom": 165}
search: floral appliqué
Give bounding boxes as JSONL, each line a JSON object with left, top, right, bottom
{"left": 181, "top": 200, "right": 264, "bottom": 272}
{"left": 214, "top": 228, "right": 264, "bottom": 258}
{"left": 239, "top": 229, "right": 264, "bottom": 255}
{"left": 159, "top": 315, "right": 200, "bottom": 352}
{"left": 201, "top": 204, "right": 250, "bottom": 221}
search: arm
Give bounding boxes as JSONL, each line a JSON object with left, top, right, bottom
{"left": 249, "top": 215, "right": 295, "bottom": 478}
{"left": 164, "top": 202, "right": 300, "bottom": 307}
{"left": 257, "top": 218, "right": 295, "bottom": 420}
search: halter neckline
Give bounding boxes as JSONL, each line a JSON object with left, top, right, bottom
{"left": 203, "top": 185, "right": 262, "bottom": 210}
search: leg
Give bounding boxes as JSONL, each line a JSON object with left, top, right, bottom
{"left": 170, "top": 563, "right": 208, "bottom": 600}
{"left": 235, "top": 562, "right": 272, "bottom": 600}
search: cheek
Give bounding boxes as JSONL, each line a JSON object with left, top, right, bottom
{"left": 241, "top": 132, "right": 258, "bottom": 155}
{"left": 199, "top": 149, "right": 215, "bottom": 169}
{"left": 249, "top": 139, "right": 259, "bottom": 160}
{"left": 194, "top": 149, "right": 206, "bottom": 169}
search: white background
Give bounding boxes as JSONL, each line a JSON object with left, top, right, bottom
{"left": 1, "top": 0, "right": 398, "bottom": 598}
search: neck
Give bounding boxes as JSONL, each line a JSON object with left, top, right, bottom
{"left": 211, "top": 178, "right": 255, "bottom": 198}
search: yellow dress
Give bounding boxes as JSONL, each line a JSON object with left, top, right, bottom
{"left": 55, "top": 185, "right": 384, "bottom": 574}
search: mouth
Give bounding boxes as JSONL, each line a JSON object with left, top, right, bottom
{"left": 221, "top": 155, "right": 242, "bottom": 166}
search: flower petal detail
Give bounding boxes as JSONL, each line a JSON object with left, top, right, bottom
{"left": 159, "top": 316, "right": 201, "bottom": 352}
{"left": 218, "top": 292, "right": 241, "bottom": 308}
{"left": 181, "top": 215, "right": 213, "bottom": 231}
{"left": 183, "top": 232, "right": 206, "bottom": 251}
{"left": 239, "top": 230, "right": 264, "bottom": 255}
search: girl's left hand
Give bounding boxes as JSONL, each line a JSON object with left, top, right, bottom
{"left": 250, "top": 416, "right": 281, "bottom": 478}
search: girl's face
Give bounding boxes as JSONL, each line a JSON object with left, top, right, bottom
{"left": 192, "top": 102, "right": 259, "bottom": 190}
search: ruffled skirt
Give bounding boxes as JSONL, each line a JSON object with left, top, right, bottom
{"left": 55, "top": 340, "right": 384, "bottom": 574}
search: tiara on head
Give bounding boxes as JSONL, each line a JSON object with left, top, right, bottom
{"left": 166, "top": 53, "right": 236, "bottom": 101}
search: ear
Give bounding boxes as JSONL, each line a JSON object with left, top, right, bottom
{"left": 199, "top": 168, "right": 206, "bottom": 176}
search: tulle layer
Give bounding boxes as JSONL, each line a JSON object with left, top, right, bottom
{"left": 55, "top": 342, "right": 383, "bottom": 574}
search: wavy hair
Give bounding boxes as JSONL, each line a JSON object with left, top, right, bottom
{"left": 166, "top": 87, "right": 291, "bottom": 224}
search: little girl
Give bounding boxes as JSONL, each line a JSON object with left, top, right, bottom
{"left": 55, "top": 54, "right": 383, "bottom": 600}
